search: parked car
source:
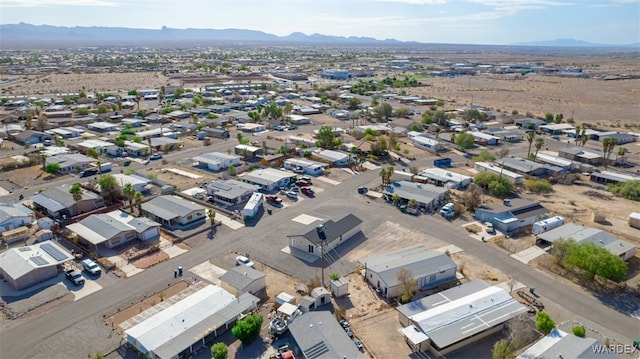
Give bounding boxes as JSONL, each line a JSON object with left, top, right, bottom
{"left": 485, "top": 222, "right": 495, "bottom": 234}
{"left": 287, "top": 125, "right": 297, "bottom": 130}
{"left": 340, "top": 320, "right": 350, "bottom": 328}
{"left": 81, "top": 259, "right": 101, "bottom": 275}
{"left": 353, "top": 339, "right": 364, "bottom": 351}
{"left": 291, "top": 186, "right": 299, "bottom": 192}
{"left": 357, "top": 186, "right": 368, "bottom": 194}
{"left": 150, "top": 153, "right": 163, "bottom": 160}
{"left": 285, "top": 191, "right": 298, "bottom": 199}
{"left": 440, "top": 203, "right": 455, "bottom": 218}
{"left": 301, "top": 187, "right": 315, "bottom": 196}
{"left": 299, "top": 176, "right": 312, "bottom": 182}
{"left": 292, "top": 167, "right": 304, "bottom": 174}
{"left": 295, "top": 180, "right": 310, "bottom": 187}
{"left": 274, "top": 125, "right": 286, "bottom": 131}
{"left": 235, "top": 255, "right": 255, "bottom": 268}
{"left": 65, "top": 268, "right": 85, "bottom": 286}
{"left": 265, "top": 195, "right": 282, "bottom": 203}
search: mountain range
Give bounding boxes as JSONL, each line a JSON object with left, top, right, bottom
{"left": 1, "top": 23, "right": 637, "bottom": 49}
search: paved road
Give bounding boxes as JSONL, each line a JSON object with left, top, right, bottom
{"left": 2, "top": 164, "right": 639, "bottom": 358}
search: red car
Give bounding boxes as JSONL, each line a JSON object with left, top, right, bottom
{"left": 295, "top": 180, "right": 310, "bottom": 187}
{"left": 265, "top": 195, "right": 282, "bottom": 203}
{"left": 301, "top": 187, "right": 315, "bottom": 196}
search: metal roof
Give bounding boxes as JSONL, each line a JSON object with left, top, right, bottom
{"left": 30, "top": 193, "right": 66, "bottom": 212}
{"left": 219, "top": 266, "right": 266, "bottom": 292}
{"left": 142, "top": 196, "right": 204, "bottom": 221}
{"left": 517, "top": 330, "right": 618, "bottom": 359}
{"left": 240, "top": 168, "right": 295, "bottom": 186}
{"left": 496, "top": 157, "right": 545, "bottom": 173}
{"left": 0, "top": 240, "right": 73, "bottom": 281}
{"left": 360, "top": 245, "right": 457, "bottom": 288}
{"left": 125, "top": 285, "right": 258, "bottom": 359}
{"left": 295, "top": 214, "right": 362, "bottom": 245}
{"left": 537, "top": 223, "right": 635, "bottom": 257}
{"left": 400, "top": 280, "right": 528, "bottom": 350}
{"left": 192, "top": 152, "right": 241, "bottom": 166}
{"left": 289, "top": 311, "right": 367, "bottom": 359}
{"left": 207, "top": 179, "right": 258, "bottom": 200}
{"left": 0, "top": 203, "right": 33, "bottom": 224}
{"left": 383, "top": 181, "right": 447, "bottom": 206}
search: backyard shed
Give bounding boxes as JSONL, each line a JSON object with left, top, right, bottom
{"left": 628, "top": 213, "right": 640, "bottom": 229}
{"left": 532, "top": 216, "right": 564, "bottom": 235}
{"left": 330, "top": 276, "right": 349, "bottom": 298}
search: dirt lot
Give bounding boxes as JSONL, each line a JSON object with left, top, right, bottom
{"left": 3, "top": 72, "right": 174, "bottom": 95}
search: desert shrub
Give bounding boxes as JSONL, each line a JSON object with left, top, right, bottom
{"left": 524, "top": 179, "right": 553, "bottom": 193}
{"left": 535, "top": 312, "right": 555, "bottom": 334}
{"left": 607, "top": 180, "right": 640, "bottom": 201}
{"left": 572, "top": 325, "right": 586, "bottom": 337}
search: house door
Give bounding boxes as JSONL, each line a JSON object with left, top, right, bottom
{"left": 308, "top": 245, "right": 314, "bottom": 254}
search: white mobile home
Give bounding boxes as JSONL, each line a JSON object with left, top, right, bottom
{"left": 242, "top": 193, "right": 263, "bottom": 219}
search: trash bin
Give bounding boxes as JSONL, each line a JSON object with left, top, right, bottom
{"left": 529, "top": 286, "right": 536, "bottom": 294}
{"left": 178, "top": 266, "right": 183, "bottom": 277}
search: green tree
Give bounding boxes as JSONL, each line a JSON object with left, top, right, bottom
{"left": 565, "top": 241, "right": 627, "bottom": 281}
{"left": 283, "top": 102, "right": 293, "bottom": 119}
{"left": 375, "top": 103, "right": 393, "bottom": 121}
{"left": 463, "top": 108, "right": 488, "bottom": 122}
{"left": 231, "top": 314, "right": 263, "bottom": 345}
{"left": 97, "top": 174, "right": 118, "bottom": 205}
{"left": 488, "top": 176, "right": 514, "bottom": 198}
{"left": 544, "top": 112, "right": 554, "bottom": 122}
{"left": 228, "top": 165, "right": 236, "bottom": 176}
{"left": 45, "top": 163, "right": 60, "bottom": 175}
{"left": 347, "top": 97, "right": 361, "bottom": 110}
{"left": 536, "top": 311, "right": 556, "bottom": 334}
{"left": 554, "top": 113, "right": 564, "bottom": 123}
{"left": 492, "top": 339, "right": 516, "bottom": 359}
{"left": 455, "top": 132, "right": 475, "bottom": 152}
{"left": 433, "top": 111, "right": 449, "bottom": 126}
{"left": 315, "top": 125, "right": 337, "bottom": 149}
{"left": 86, "top": 148, "right": 100, "bottom": 159}
{"left": 551, "top": 237, "right": 575, "bottom": 263}
{"left": 211, "top": 342, "right": 228, "bottom": 359}
{"left": 410, "top": 123, "right": 422, "bottom": 132}
{"left": 394, "top": 107, "right": 409, "bottom": 118}
{"left": 379, "top": 167, "right": 388, "bottom": 186}
{"left": 236, "top": 133, "right": 243, "bottom": 143}
{"left": 462, "top": 183, "right": 483, "bottom": 211}
{"left": 602, "top": 137, "right": 618, "bottom": 169}
{"left": 69, "top": 183, "right": 83, "bottom": 202}
{"left": 397, "top": 267, "right": 418, "bottom": 304}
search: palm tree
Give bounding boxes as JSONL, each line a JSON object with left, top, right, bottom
{"left": 533, "top": 137, "right": 545, "bottom": 160}
{"left": 207, "top": 209, "right": 216, "bottom": 226}
{"left": 122, "top": 183, "right": 136, "bottom": 211}
{"left": 573, "top": 125, "right": 582, "bottom": 146}
{"left": 379, "top": 168, "right": 388, "bottom": 186}
{"left": 526, "top": 131, "right": 536, "bottom": 158}
{"left": 616, "top": 146, "right": 628, "bottom": 166}
{"left": 392, "top": 193, "right": 401, "bottom": 207}
{"left": 69, "top": 183, "right": 83, "bottom": 202}
{"left": 134, "top": 191, "right": 144, "bottom": 214}
{"left": 602, "top": 137, "right": 618, "bottom": 169}
{"left": 408, "top": 199, "right": 418, "bottom": 208}
{"left": 580, "top": 128, "right": 588, "bottom": 147}
{"left": 386, "top": 166, "right": 394, "bottom": 185}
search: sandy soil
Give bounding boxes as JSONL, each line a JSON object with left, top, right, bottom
{"left": 2, "top": 72, "right": 174, "bottom": 95}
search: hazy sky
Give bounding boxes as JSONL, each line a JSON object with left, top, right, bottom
{"left": 1, "top": 0, "right": 639, "bottom": 45}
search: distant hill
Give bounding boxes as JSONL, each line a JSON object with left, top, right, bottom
{"left": 0, "top": 23, "right": 410, "bottom": 48}
{"left": 514, "top": 38, "right": 639, "bottom": 48}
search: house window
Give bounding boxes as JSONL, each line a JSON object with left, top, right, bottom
{"left": 187, "top": 215, "right": 193, "bottom": 220}
{"left": 308, "top": 245, "right": 314, "bottom": 254}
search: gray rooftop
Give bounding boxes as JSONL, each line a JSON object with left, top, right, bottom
{"left": 360, "top": 245, "right": 457, "bottom": 288}
{"left": 31, "top": 185, "right": 102, "bottom": 211}
{"left": 0, "top": 203, "right": 34, "bottom": 224}
{"left": 518, "top": 331, "right": 619, "bottom": 359}
{"left": 537, "top": 223, "right": 635, "bottom": 257}
{"left": 142, "top": 196, "right": 204, "bottom": 221}
{"left": 219, "top": 266, "right": 266, "bottom": 292}
{"left": 0, "top": 241, "right": 73, "bottom": 281}
{"left": 288, "top": 311, "right": 367, "bottom": 359}
{"left": 295, "top": 214, "right": 362, "bottom": 245}
{"left": 207, "top": 180, "right": 259, "bottom": 200}
{"left": 399, "top": 279, "right": 528, "bottom": 350}
{"left": 240, "top": 168, "right": 295, "bottom": 186}
{"left": 477, "top": 198, "right": 541, "bottom": 215}
{"left": 383, "top": 181, "right": 447, "bottom": 205}
{"left": 193, "top": 152, "right": 241, "bottom": 166}
{"left": 496, "top": 157, "right": 546, "bottom": 173}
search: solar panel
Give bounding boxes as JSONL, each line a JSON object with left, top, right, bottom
{"left": 30, "top": 256, "right": 49, "bottom": 266}
{"left": 41, "top": 242, "right": 68, "bottom": 262}
{"left": 305, "top": 342, "right": 329, "bottom": 359}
